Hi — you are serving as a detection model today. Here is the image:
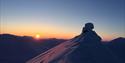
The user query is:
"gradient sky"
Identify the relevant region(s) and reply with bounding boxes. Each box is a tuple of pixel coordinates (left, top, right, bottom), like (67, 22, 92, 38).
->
(0, 0, 125, 41)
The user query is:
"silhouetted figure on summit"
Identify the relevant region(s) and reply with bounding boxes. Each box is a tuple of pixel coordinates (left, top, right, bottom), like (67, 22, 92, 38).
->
(71, 23, 101, 46)
(81, 23, 101, 42)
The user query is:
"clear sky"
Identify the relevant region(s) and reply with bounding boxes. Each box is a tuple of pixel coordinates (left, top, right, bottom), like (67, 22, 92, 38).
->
(0, 0, 125, 41)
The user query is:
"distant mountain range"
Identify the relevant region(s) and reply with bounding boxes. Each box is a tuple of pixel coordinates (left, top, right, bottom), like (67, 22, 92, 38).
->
(0, 34, 125, 63)
(0, 34, 66, 63)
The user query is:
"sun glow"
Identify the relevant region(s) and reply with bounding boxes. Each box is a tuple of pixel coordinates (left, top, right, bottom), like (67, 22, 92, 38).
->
(35, 34, 40, 39)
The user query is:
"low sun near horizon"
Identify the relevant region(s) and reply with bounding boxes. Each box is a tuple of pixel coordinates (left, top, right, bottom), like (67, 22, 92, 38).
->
(35, 34, 40, 39)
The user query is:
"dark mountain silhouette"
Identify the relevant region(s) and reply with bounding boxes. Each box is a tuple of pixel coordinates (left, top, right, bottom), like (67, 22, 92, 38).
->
(109, 37, 125, 45)
(68, 37, 125, 63)
(104, 37, 125, 63)
(65, 23, 125, 63)
(67, 23, 125, 63)
(0, 33, 125, 63)
(0, 34, 66, 63)
(26, 23, 125, 63)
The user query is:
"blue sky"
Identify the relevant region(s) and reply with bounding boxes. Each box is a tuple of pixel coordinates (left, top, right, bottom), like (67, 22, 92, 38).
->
(0, 0, 125, 40)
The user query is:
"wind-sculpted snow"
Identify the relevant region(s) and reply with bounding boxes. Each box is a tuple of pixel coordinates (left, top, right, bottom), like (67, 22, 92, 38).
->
(26, 40, 78, 63)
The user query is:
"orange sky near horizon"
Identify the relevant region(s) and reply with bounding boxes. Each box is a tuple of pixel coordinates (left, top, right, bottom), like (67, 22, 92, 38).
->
(0, 22, 79, 39)
(0, 29, 116, 41)
(1, 0, 125, 41)
(0, 21, 123, 41)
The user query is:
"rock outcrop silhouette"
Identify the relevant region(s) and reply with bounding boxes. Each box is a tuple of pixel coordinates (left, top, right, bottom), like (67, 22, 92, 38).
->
(66, 23, 121, 63)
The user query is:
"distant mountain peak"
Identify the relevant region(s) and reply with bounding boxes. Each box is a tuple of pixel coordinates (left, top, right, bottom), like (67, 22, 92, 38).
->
(111, 37, 125, 41)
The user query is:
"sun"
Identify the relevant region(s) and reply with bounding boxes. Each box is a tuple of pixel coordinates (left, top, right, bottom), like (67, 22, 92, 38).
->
(35, 34, 40, 39)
